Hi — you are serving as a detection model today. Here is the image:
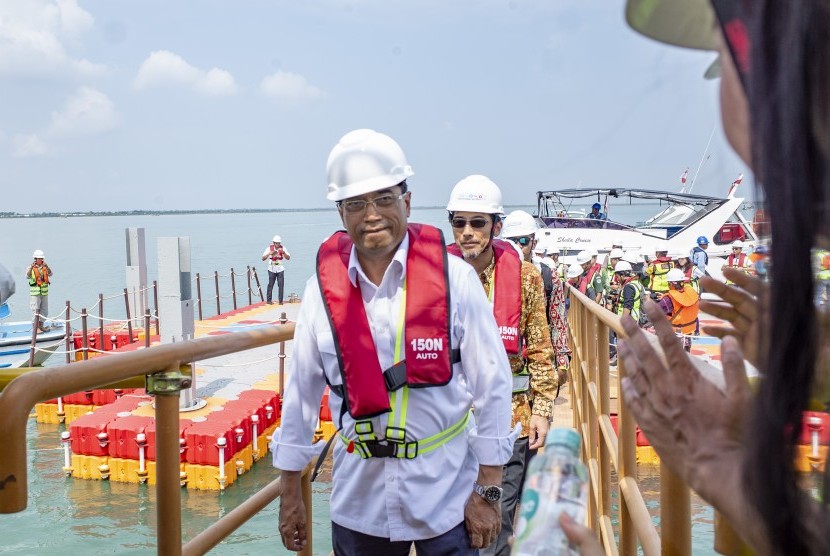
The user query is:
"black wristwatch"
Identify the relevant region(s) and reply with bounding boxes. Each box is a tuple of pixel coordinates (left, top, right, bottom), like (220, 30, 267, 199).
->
(473, 482, 503, 503)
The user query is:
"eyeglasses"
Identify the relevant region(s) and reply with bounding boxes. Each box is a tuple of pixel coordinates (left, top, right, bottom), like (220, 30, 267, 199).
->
(339, 193, 405, 214)
(450, 217, 490, 229)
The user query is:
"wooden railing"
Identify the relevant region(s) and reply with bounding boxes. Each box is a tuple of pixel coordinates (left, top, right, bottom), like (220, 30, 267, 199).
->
(567, 285, 733, 555)
(0, 322, 313, 556)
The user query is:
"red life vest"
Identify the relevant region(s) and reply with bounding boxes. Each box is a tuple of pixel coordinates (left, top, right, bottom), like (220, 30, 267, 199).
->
(317, 224, 453, 419)
(447, 238, 522, 355)
(578, 263, 601, 295)
(269, 246, 284, 261)
(727, 252, 747, 268)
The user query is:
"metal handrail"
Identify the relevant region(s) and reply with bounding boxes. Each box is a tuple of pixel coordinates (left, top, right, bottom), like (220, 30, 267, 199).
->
(0, 322, 311, 556)
(567, 285, 697, 555)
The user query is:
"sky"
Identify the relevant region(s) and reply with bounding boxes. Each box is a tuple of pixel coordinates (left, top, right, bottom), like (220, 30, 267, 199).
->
(0, 0, 751, 213)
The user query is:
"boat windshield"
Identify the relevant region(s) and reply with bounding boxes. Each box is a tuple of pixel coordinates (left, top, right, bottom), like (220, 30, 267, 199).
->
(536, 188, 730, 238)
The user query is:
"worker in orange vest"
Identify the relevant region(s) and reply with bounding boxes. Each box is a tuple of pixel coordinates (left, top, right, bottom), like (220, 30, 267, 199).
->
(657, 268, 699, 352)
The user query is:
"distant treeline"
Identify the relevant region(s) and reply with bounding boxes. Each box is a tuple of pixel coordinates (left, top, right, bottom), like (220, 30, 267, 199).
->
(0, 206, 453, 219)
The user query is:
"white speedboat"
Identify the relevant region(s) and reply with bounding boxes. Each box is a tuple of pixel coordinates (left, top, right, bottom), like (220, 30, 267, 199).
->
(534, 188, 759, 282)
(0, 304, 66, 368)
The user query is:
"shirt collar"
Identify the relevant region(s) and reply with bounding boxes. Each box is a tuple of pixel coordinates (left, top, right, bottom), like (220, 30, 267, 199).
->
(347, 232, 410, 288)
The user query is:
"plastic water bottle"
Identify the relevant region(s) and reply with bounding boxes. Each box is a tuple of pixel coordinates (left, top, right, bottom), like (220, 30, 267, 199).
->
(512, 428, 589, 556)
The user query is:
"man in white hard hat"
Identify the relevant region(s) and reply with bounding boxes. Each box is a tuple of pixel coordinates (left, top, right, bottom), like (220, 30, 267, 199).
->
(274, 131, 515, 554)
(447, 178, 556, 556)
(657, 268, 700, 351)
(601, 248, 625, 310)
(26, 249, 52, 332)
(574, 249, 603, 302)
(722, 239, 753, 284)
(613, 260, 646, 325)
(261, 234, 291, 305)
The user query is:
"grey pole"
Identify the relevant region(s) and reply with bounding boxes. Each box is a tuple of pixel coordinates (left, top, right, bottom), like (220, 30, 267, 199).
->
(125, 228, 148, 322)
(157, 236, 202, 411)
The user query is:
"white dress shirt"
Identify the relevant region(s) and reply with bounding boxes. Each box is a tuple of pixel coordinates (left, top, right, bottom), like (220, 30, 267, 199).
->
(272, 232, 516, 541)
(262, 245, 290, 273)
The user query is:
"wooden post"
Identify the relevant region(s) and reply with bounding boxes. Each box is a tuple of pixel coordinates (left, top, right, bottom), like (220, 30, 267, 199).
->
(230, 268, 238, 310)
(252, 267, 264, 302)
(214, 271, 221, 316)
(144, 310, 151, 348)
(617, 356, 638, 556)
(246, 266, 253, 305)
(28, 315, 39, 367)
(64, 301, 72, 365)
(99, 294, 105, 353)
(279, 312, 287, 395)
(661, 464, 691, 555)
(81, 309, 89, 361)
(196, 273, 203, 321)
(124, 288, 134, 342)
(153, 280, 160, 335)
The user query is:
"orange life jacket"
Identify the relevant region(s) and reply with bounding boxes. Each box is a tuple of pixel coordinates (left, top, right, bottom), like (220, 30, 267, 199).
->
(269, 246, 284, 261)
(668, 287, 700, 335)
(447, 238, 522, 355)
(30, 264, 50, 286)
(317, 224, 453, 419)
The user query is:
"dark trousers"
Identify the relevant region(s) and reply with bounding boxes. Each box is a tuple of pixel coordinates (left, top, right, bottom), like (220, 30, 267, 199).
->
(481, 437, 529, 556)
(266, 270, 284, 304)
(332, 521, 477, 556)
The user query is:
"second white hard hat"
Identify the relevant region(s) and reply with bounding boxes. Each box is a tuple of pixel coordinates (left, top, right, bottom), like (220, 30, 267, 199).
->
(614, 260, 633, 273)
(567, 264, 583, 279)
(446, 175, 505, 215)
(666, 268, 686, 282)
(502, 210, 537, 238)
(609, 248, 625, 259)
(272, 235, 282, 243)
(576, 250, 592, 265)
(33, 249, 44, 258)
(731, 240, 744, 249)
(326, 129, 414, 202)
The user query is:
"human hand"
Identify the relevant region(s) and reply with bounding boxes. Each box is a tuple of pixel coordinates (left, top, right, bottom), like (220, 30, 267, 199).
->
(699, 268, 765, 368)
(528, 414, 549, 450)
(559, 512, 604, 556)
(618, 300, 751, 513)
(464, 493, 501, 549)
(278, 475, 307, 552)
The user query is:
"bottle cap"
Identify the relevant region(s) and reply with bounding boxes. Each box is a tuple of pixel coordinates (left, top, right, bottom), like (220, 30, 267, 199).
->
(546, 427, 581, 455)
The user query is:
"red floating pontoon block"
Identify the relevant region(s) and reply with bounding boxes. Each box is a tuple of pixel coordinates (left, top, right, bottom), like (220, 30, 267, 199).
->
(209, 408, 253, 451)
(223, 398, 272, 436)
(70, 410, 122, 456)
(145, 420, 192, 462)
(63, 390, 96, 405)
(799, 411, 830, 446)
(107, 415, 155, 459)
(237, 389, 280, 427)
(184, 420, 239, 466)
(91, 389, 118, 406)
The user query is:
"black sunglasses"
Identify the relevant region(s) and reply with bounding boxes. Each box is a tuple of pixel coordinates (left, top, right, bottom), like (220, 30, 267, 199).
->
(513, 236, 533, 246)
(451, 217, 490, 229)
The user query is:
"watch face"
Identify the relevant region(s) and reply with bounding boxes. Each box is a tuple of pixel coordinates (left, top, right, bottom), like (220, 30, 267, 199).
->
(484, 486, 502, 502)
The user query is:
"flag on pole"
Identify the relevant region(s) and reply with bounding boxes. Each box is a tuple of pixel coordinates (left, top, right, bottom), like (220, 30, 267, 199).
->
(679, 168, 689, 193)
(727, 173, 744, 198)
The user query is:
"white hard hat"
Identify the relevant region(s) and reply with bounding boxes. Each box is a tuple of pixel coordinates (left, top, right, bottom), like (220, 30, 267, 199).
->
(614, 260, 633, 273)
(622, 250, 643, 264)
(588, 249, 598, 258)
(533, 243, 546, 255)
(668, 249, 688, 260)
(33, 249, 44, 258)
(731, 240, 744, 249)
(502, 210, 537, 238)
(666, 268, 686, 282)
(576, 250, 592, 265)
(547, 245, 560, 255)
(272, 235, 282, 243)
(567, 264, 583, 279)
(609, 248, 624, 259)
(446, 175, 505, 215)
(326, 129, 414, 202)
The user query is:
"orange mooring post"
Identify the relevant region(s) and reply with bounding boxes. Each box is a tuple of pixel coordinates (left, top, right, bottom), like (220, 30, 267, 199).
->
(195, 273, 203, 321)
(230, 268, 238, 311)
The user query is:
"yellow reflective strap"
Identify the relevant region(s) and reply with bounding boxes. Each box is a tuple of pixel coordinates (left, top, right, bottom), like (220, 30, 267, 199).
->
(416, 411, 470, 455)
(387, 276, 409, 438)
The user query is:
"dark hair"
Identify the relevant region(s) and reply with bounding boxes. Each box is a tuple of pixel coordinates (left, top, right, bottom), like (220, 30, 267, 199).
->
(744, 1, 830, 553)
(397, 181, 408, 195)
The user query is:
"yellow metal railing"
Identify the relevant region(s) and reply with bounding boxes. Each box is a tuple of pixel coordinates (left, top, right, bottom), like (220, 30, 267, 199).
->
(567, 285, 699, 556)
(0, 322, 315, 556)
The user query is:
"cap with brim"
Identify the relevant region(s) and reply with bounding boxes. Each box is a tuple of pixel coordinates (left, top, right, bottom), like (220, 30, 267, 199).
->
(626, 0, 719, 52)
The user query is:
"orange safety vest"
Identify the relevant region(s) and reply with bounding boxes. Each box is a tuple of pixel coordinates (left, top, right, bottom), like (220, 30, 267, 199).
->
(668, 287, 700, 335)
(448, 238, 522, 355)
(30, 264, 50, 286)
(317, 224, 454, 419)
